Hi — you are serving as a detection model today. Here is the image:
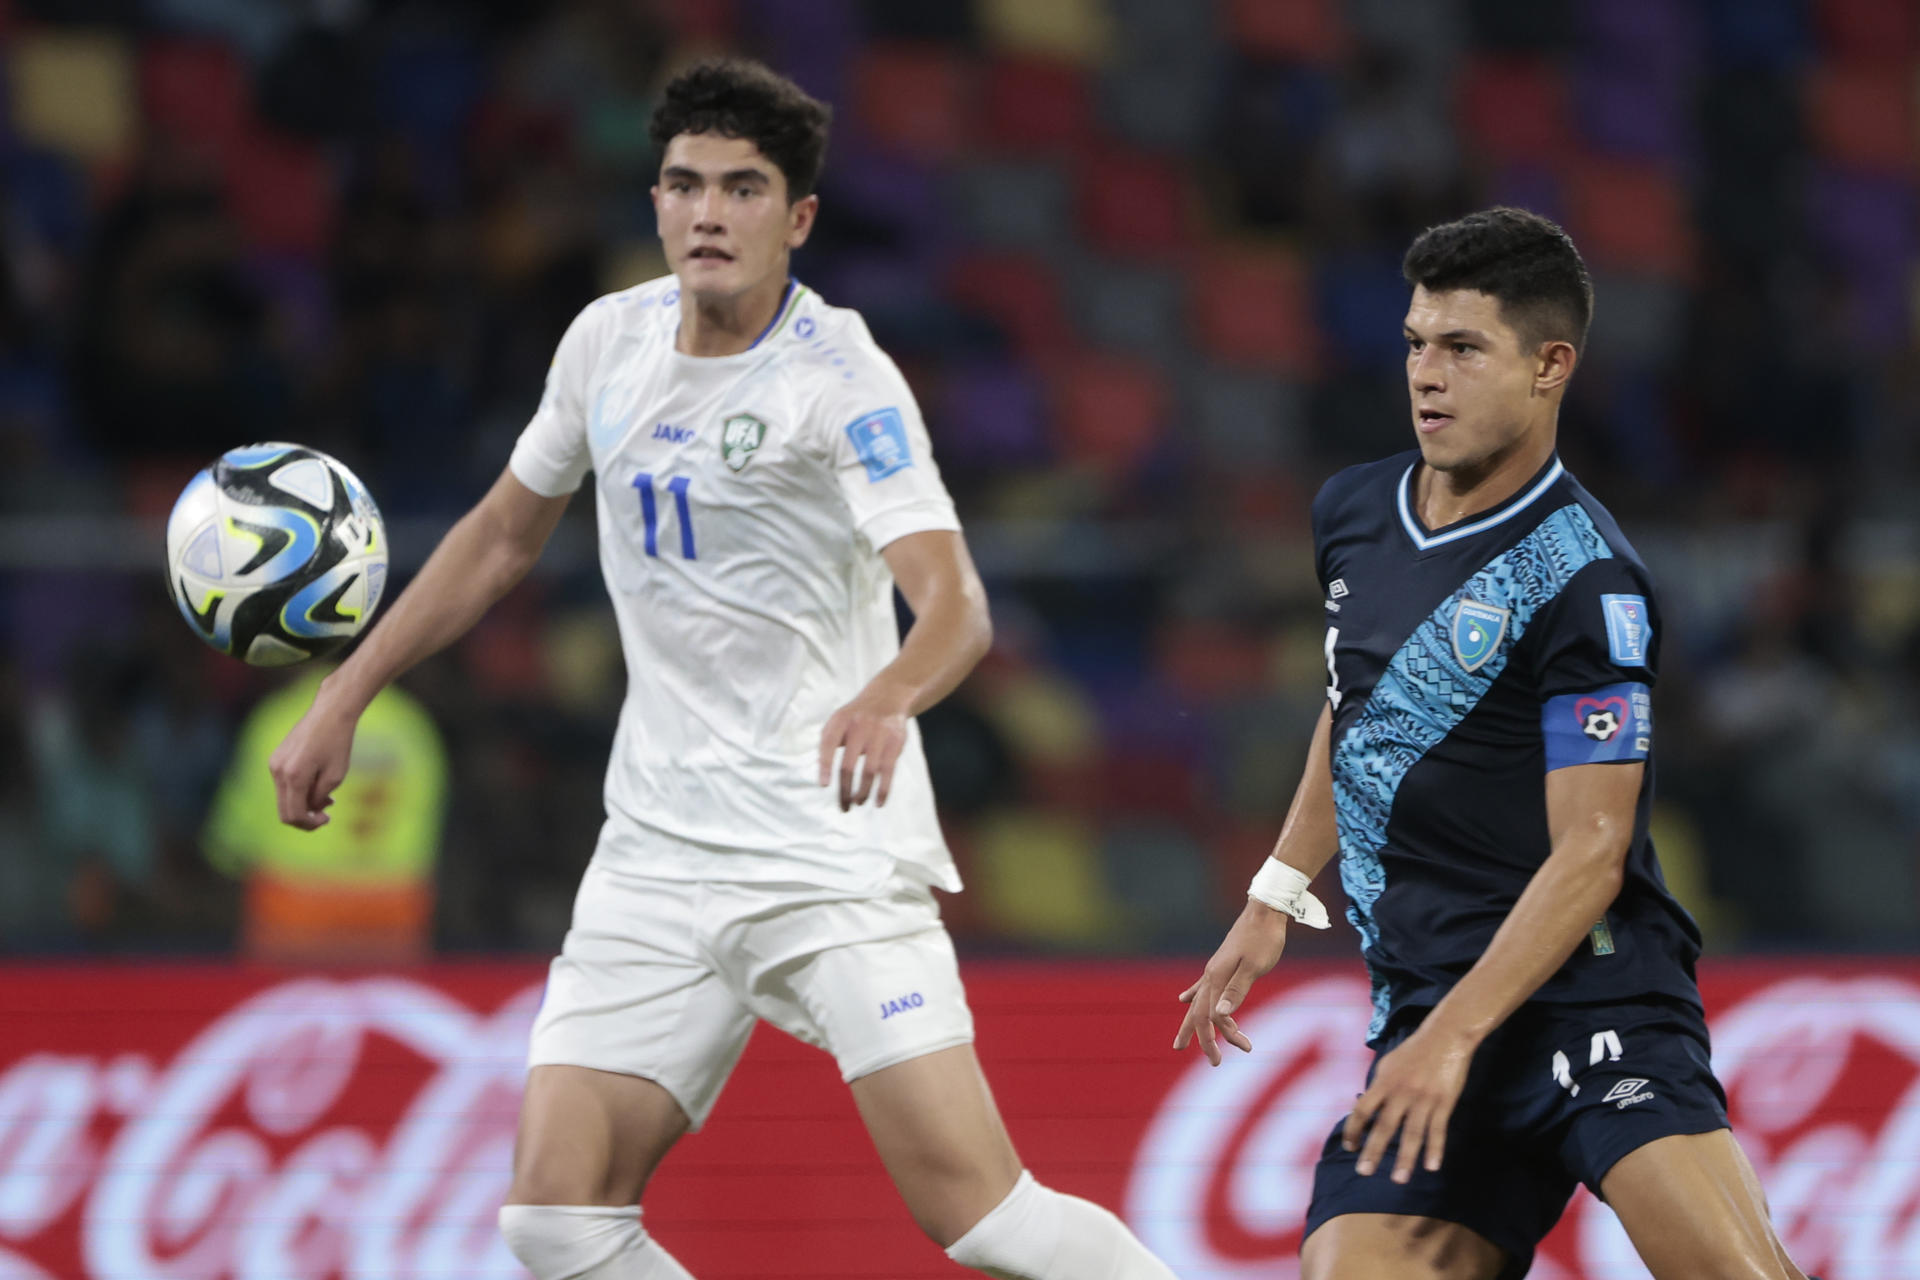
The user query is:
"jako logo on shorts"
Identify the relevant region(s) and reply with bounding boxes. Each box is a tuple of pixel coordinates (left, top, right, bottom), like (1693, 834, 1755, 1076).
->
(879, 993, 925, 1019)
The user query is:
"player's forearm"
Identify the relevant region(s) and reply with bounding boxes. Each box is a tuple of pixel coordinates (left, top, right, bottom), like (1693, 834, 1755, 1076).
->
(866, 582, 991, 718)
(1264, 703, 1341, 881)
(1422, 836, 1627, 1045)
(317, 505, 545, 715)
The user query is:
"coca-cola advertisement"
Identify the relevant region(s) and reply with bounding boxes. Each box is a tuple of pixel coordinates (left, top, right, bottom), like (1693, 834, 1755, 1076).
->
(0, 960, 1909, 1278)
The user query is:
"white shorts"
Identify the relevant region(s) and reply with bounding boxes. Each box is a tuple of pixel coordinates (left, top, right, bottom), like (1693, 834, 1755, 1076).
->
(527, 857, 976, 1128)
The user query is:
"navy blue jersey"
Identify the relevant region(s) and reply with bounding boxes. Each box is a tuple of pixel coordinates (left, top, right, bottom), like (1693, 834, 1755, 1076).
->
(1315, 450, 1702, 1044)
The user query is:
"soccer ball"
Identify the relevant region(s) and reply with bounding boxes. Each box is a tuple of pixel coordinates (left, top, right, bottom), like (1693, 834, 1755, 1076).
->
(165, 442, 388, 666)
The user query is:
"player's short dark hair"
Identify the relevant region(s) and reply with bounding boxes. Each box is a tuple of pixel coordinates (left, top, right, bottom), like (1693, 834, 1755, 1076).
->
(650, 59, 832, 200)
(1402, 207, 1594, 352)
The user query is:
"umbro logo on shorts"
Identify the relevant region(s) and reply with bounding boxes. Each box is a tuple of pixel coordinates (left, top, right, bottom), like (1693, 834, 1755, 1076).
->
(1602, 1077, 1654, 1108)
(879, 992, 926, 1019)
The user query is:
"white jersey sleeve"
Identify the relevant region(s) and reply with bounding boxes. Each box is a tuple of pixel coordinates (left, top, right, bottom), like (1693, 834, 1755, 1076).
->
(824, 346, 961, 551)
(509, 299, 610, 497)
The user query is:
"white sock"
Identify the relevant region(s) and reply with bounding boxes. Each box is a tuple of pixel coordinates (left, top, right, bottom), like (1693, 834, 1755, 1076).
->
(498, 1204, 696, 1280)
(944, 1171, 1177, 1280)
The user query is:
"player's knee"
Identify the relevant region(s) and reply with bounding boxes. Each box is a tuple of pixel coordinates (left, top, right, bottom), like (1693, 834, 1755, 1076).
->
(499, 1203, 639, 1280)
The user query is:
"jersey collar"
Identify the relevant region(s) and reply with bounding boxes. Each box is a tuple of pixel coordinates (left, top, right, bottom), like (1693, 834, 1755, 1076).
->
(748, 279, 801, 349)
(1396, 453, 1565, 551)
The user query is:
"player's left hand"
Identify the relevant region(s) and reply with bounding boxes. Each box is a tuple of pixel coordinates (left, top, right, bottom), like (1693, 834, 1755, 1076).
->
(818, 685, 911, 811)
(1341, 1017, 1478, 1184)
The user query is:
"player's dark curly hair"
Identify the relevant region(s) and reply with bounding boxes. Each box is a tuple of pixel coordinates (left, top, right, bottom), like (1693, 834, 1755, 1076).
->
(650, 59, 832, 200)
(1402, 207, 1594, 352)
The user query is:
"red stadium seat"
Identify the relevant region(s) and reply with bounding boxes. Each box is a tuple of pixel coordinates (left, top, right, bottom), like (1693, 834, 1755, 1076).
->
(1158, 619, 1272, 704)
(1074, 146, 1191, 258)
(944, 251, 1077, 360)
(226, 127, 334, 254)
(1186, 245, 1320, 376)
(852, 43, 972, 158)
(141, 40, 250, 165)
(1458, 56, 1572, 164)
(1809, 67, 1916, 173)
(1566, 159, 1693, 277)
(1049, 351, 1169, 478)
(980, 56, 1094, 153)
(1223, 0, 1345, 62)
(1817, 0, 1919, 68)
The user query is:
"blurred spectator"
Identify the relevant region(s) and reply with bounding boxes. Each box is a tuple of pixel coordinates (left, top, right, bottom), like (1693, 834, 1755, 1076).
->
(202, 670, 448, 963)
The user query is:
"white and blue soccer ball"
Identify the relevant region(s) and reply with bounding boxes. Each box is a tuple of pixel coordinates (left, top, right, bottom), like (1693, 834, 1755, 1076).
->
(165, 442, 388, 666)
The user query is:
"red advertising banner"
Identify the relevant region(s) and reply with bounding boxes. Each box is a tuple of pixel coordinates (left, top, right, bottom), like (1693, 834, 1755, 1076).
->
(0, 959, 1910, 1279)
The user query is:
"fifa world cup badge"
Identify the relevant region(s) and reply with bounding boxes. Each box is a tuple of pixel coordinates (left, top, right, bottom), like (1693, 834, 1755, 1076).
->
(721, 413, 768, 471)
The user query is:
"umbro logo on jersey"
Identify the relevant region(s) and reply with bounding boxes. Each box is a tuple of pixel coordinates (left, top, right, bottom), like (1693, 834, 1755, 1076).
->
(1326, 579, 1348, 612)
(1602, 1077, 1654, 1108)
(722, 413, 768, 471)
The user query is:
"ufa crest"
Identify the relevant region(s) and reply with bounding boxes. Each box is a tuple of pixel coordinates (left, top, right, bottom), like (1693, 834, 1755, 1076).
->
(721, 413, 767, 471)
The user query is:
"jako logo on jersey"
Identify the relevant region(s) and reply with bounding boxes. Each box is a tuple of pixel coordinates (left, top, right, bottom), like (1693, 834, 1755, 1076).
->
(653, 422, 695, 444)
(1450, 598, 1510, 673)
(879, 992, 925, 1019)
(1602, 1077, 1654, 1108)
(721, 414, 767, 471)
(1602, 593, 1650, 666)
(1577, 695, 1629, 742)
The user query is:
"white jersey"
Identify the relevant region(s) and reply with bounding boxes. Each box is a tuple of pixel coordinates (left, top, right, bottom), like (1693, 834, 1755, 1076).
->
(509, 276, 962, 892)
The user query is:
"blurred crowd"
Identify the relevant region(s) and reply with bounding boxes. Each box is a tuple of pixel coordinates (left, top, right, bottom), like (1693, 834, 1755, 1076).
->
(3, 0, 1919, 960)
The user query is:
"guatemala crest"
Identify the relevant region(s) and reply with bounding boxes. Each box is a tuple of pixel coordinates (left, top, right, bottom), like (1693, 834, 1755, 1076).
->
(721, 413, 767, 471)
(1451, 598, 1510, 673)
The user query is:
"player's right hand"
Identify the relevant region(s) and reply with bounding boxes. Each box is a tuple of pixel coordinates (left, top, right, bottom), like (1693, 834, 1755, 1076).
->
(1174, 900, 1291, 1066)
(268, 699, 357, 830)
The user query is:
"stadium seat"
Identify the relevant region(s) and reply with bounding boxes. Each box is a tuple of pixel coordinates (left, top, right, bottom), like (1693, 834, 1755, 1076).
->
(852, 43, 971, 158)
(947, 157, 1074, 252)
(1486, 161, 1567, 225)
(140, 39, 248, 163)
(1097, 43, 1215, 152)
(971, 808, 1125, 947)
(1064, 255, 1185, 356)
(1566, 159, 1693, 276)
(1809, 67, 1915, 174)
(1223, 0, 1344, 61)
(944, 250, 1076, 360)
(1073, 146, 1191, 258)
(1186, 245, 1320, 375)
(977, 0, 1113, 64)
(979, 56, 1094, 153)
(935, 358, 1050, 468)
(1317, 249, 1420, 370)
(1457, 56, 1571, 164)
(1571, 63, 1688, 161)
(1182, 365, 1306, 472)
(1157, 619, 1272, 704)
(1048, 351, 1169, 478)
(1101, 820, 1218, 944)
(1699, 0, 1810, 70)
(225, 127, 333, 255)
(8, 28, 135, 163)
(1817, 0, 1918, 67)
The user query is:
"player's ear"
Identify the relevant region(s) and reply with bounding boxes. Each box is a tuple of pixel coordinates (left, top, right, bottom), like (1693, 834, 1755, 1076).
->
(1534, 339, 1577, 395)
(787, 193, 819, 250)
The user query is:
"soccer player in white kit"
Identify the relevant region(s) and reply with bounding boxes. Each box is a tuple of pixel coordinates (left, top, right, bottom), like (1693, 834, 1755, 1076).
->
(267, 60, 1177, 1280)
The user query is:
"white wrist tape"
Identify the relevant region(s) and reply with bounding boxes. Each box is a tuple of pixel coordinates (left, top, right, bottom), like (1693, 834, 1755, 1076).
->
(1248, 859, 1332, 929)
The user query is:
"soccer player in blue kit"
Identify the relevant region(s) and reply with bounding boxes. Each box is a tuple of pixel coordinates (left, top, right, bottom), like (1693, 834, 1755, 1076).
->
(1175, 209, 1811, 1280)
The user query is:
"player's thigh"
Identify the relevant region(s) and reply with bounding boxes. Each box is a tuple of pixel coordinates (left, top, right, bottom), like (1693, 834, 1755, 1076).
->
(1600, 1130, 1805, 1280)
(1301, 1214, 1508, 1280)
(510, 1064, 690, 1206)
(847, 1042, 1022, 1245)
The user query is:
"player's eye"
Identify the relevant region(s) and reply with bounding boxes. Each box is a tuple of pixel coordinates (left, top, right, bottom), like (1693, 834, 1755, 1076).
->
(1406, 337, 1423, 352)
(1452, 343, 1475, 356)
(668, 180, 692, 193)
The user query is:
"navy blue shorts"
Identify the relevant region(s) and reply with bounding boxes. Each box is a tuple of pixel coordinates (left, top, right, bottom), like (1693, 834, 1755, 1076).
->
(1304, 996, 1729, 1278)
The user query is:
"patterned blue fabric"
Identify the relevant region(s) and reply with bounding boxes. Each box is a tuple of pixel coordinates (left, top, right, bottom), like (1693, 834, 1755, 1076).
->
(1333, 503, 1613, 1037)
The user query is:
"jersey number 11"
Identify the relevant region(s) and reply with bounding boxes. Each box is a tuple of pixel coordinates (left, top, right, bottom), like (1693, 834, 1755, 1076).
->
(632, 473, 697, 559)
